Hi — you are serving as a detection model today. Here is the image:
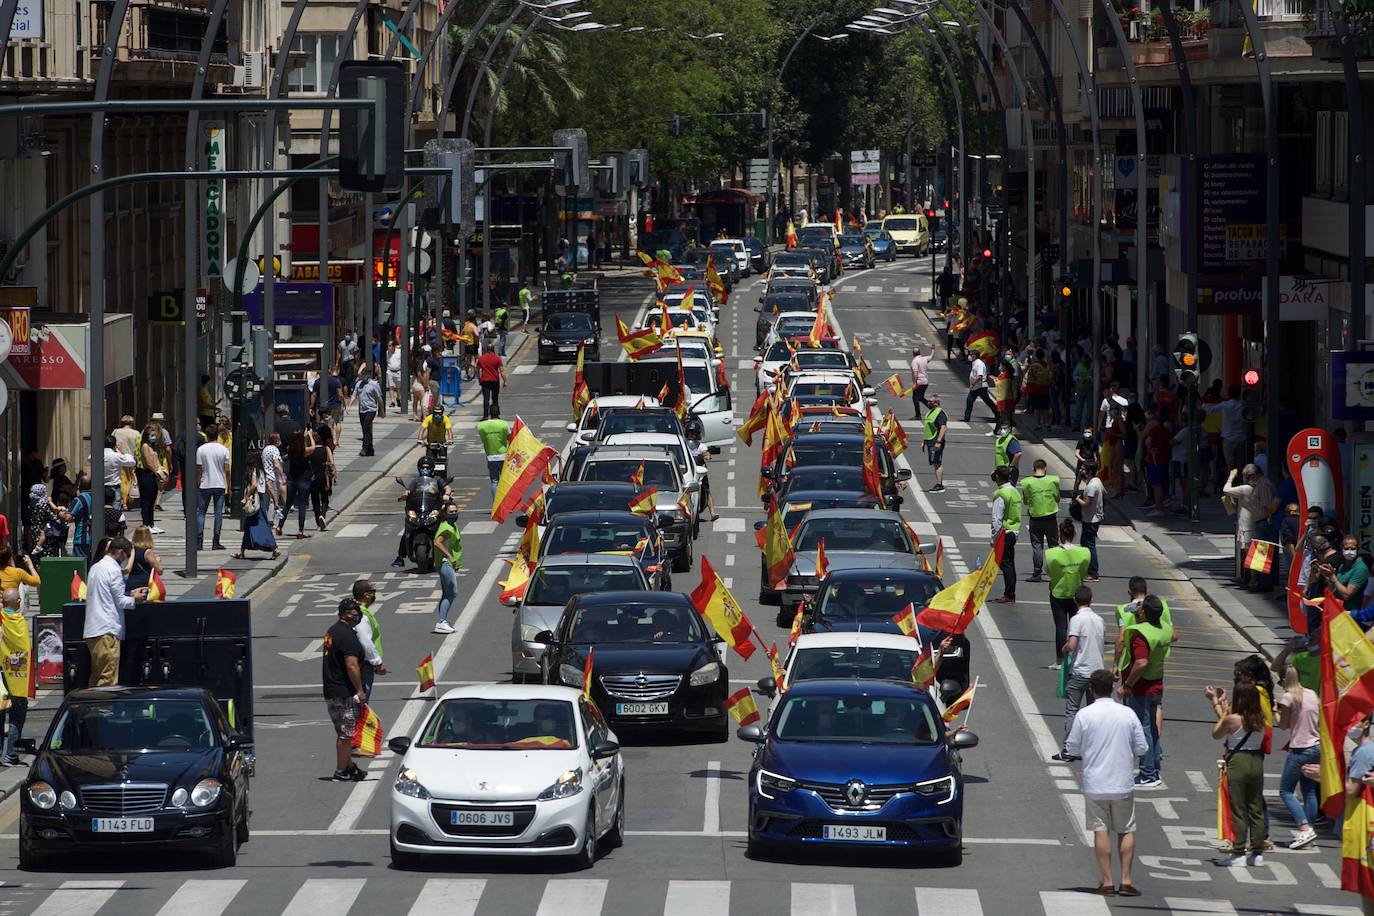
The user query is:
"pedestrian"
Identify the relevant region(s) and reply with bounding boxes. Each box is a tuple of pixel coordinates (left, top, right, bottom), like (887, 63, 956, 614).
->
(337, 328, 359, 395)
(1205, 681, 1269, 866)
(1058, 585, 1105, 760)
(1022, 459, 1061, 583)
(424, 345, 444, 411)
(102, 434, 134, 508)
(32, 488, 71, 558)
(386, 339, 403, 411)
(195, 422, 230, 551)
(83, 536, 146, 687)
(316, 364, 346, 446)
(124, 525, 164, 592)
(279, 426, 316, 540)
(350, 580, 387, 700)
(310, 424, 336, 532)
(0, 586, 29, 765)
(1118, 595, 1171, 788)
(1022, 349, 1053, 431)
(262, 432, 286, 530)
(476, 344, 508, 421)
(1142, 409, 1171, 516)
(410, 351, 428, 420)
(0, 546, 39, 597)
(1075, 461, 1105, 580)
(518, 279, 536, 328)
(354, 366, 382, 457)
(48, 458, 76, 503)
(923, 394, 948, 493)
(233, 457, 279, 560)
(1072, 350, 1095, 430)
(1222, 464, 1276, 585)
(135, 423, 165, 534)
(685, 423, 719, 521)
(1064, 668, 1148, 897)
(1202, 384, 1247, 475)
(1073, 424, 1100, 494)
(479, 312, 498, 355)
(1275, 662, 1320, 849)
(993, 421, 1022, 482)
(494, 301, 510, 357)
(1044, 519, 1091, 669)
(322, 598, 367, 782)
(477, 407, 511, 499)
(909, 346, 932, 421)
(990, 466, 1021, 605)
(433, 504, 462, 635)
(962, 350, 998, 422)
(68, 477, 95, 559)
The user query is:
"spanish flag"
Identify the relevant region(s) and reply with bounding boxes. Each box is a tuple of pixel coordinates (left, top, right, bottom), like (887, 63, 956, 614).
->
(655, 259, 683, 286)
(762, 496, 796, 591)
(767, 642, 786, 685)
(788, 605, 804, 646)
(910, 644, 936, 687)
(933, 541, 946, 579)
(678, 285, 697, 313)
(785, 220, 797, 249)
(616, 313, 663, 360)
(628, 487, 657, 518)
(851, 337, 870, 383)
(148, 570, 167, 602)
(966, 330, 999, 359)
(891, 603, 917, 637)
(706, 260, 729, 305)
(815, 537, 830, 581)
(1243, 540, 1277, 575)
(725, 687, 761, 726)
(994, 367, 1018, 415)
(1217, 760, 1236, 843)
(861, 419, 883, 500)
(352, 704, 384, 756)
(691, 555, 757, 660)
(882, 374, 914, 398)
(630, 461, 645, 488)
(571, 344, 591, 422)
(1342, 785, 1374, 897)
(807, 302, 828, 349)
(215, 568, 237, 599)
(715, 357, 729, 390)
(942, 680, 978, 722)
(491, 417, 557, 524)
(416, 653, 436, 693)
(881, 411, 909, 455)
(499, 554, 533, 603)
(1319, 590, 1374, 816)
(581, 646, 594, 701)
(916, 531, 1006, 634)
(70, 571, 86, 601)
(458, 320, 479, 347)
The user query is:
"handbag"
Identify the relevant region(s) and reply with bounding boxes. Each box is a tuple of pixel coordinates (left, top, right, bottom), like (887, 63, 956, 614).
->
(242, 489, 260, 516)
(1069, 500, 1083, 522)
(1056, 653, 1072, 698)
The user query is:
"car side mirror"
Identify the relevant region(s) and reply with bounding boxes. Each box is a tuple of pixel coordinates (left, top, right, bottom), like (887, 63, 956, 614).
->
(515, 515, 529, 528)
(753, 355, 763, 363)
(752, 520, 766, 531)
(576, 432, 593, 443)
(566, 422, 578, 432)
(501, 594, 519, 607)
(897, 468, 913, 481)
(533, 630, 556, 646)
(760, 468, 775, 480)
(861, 387, 876, 397)
(683, 480, 700, 494)
(592, 739, 621, 759)
(227, 734, 254, 751)
(14, 738, 37, 754)
(917, 542, 934, 555)
(388, 736, 413, 755)
(950, 730, 980, 750)
(737, 724, 765, 743)
(757, 676, 777, 699)
(866, 397, 878, 406)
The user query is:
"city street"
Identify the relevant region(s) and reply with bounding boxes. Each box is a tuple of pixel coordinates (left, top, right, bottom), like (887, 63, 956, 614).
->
(0, 262, 1356, 916)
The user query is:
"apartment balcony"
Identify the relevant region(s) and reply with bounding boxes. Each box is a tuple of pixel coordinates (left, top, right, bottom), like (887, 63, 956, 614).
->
(90, 0, 232, 85)
(0, 0, 91, 89)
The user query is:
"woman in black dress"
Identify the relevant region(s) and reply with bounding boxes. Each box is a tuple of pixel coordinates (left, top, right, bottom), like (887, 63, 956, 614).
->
(309, 424, 336, 531)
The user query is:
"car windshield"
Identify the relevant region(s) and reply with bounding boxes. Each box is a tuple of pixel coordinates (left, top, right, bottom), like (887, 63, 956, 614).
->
(789, 443, 863, 468)
(547, 522, 651, 556)
(582, 459, 679, 489)
(418, 698, 578, 750)
(766, 297, 813, 315)
(886, 218, 917, 231)
(791, 380, 857, 401)
(710, 244, 734, 258)
(774, 254, 810, 266)
(544, 313, 593, 332)
(818, 578, 941, 620)
(570, 602, 704, 644)
(48, 698, 216, 752)
(786, 468, 865, 491)
(839, 234, 865, 245)
(794, 352, 849, 370)
(862, 228, 882, 239)
(797, 229, 831, 244)
(680, 249, 711, 266)
(525, 565, 646, 606)
(765, 342, 798, 361)
(791, 647, 921, 683)
(796, 518, 912, 553)
(773, 695, 940, 745)
(662, 342, 711, 361)
(546, 488, 631, 517)
(598, 413, 680, 438)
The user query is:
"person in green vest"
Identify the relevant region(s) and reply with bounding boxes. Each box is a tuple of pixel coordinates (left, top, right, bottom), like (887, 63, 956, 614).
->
(990, 466, 1022, 604)
(518, 280, 536, 329)
(993, 422, 1022, 483)
(1045, 518, 1092, 670)
(433, 503, 463, 635)
(494, 303, 510, 357)
(1021, 458, 1061, 583)
(1118, 595, 1171, 787)
(477, 405, 512, 500)
(1113, 576, 1177, 663)
(350, 579, 387, 699)
(922, 393, 948, 493)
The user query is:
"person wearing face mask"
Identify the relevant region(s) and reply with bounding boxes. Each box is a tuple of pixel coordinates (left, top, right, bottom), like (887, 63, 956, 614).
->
(1321, 534, 1369, 605)
(1074, 425, 1101, 494)
(1222, 464, 1276, 586)
(993, 423, 1022, 483)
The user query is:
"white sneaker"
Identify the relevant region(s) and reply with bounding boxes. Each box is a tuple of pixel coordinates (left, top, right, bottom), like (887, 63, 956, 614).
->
(149, 526, 165, 535)
(1213, 852, 1247, 867)
(433, 620, 455, 634)
(1246, 852, 1264, 867)
(1289, 827, 1318, 849)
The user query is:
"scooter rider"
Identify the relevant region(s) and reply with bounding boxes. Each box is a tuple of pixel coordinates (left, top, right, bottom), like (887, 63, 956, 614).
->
(391, 456, 453, 569)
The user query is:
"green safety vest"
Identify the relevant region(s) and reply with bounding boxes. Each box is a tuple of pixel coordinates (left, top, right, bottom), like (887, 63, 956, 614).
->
(518, 288, 533, 309)
(922, 407, 945, 443)
(1115, 597, 1172, 631)
(360, 603, 383, 658)
(1021, 474, 1060, 519)
(1117, 618, 1171, 678)
(994, 434, 1017, 468)
(1045, 545, 1091, 599)
(477, 419, 510, 457)
(995, 484, 1022, 533)
(435, 520, 462, 569)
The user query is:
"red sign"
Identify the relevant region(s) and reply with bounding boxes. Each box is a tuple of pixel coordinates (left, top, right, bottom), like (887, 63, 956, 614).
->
(0, 307, 30, 357)
(7, 327, 85, 390)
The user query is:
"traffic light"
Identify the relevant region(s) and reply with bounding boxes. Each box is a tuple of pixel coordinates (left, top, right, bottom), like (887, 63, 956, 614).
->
(669, 114, 683, 137)
(981, 247, 993, 259)
(1172, 332, 1200, 386)
(1242, 368, 1263, 422)
(339, 61, 405, 192)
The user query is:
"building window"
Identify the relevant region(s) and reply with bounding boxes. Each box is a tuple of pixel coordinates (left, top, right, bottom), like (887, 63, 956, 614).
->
(1334, 111, 1349, 200)
(288, 34, 346, 93)
(1314, 110, 1332, 198)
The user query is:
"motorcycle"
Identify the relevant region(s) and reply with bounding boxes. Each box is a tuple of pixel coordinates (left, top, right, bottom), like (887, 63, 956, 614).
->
(397, 471, 445, 574)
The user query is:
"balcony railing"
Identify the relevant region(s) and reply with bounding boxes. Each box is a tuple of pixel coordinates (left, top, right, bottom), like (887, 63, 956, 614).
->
(91, 0, 228, 65)
(0, 0, 90, 85)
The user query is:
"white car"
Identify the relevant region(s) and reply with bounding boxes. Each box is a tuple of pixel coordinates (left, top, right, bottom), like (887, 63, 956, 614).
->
(389, 684, 625, 868)
(637, 355, 735, 449)
(563, 395, 661, 465)
(757, 631, 937, 720)
(657, 337, 716, 365)
(717, 238, 752, 276)
(785, 370, 876, 415)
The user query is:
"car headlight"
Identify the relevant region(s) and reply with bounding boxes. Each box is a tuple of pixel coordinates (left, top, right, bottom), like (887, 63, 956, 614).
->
(537, 767, 583, 800)
(406, 510, 418, 520)
(426, 509, 439, 519)
(171, 787, 189, 807)
(559, 663, 584, 687)
(583, 336, 597, 345)
(520, 623, 545, 642)
(689, 661, 721, 686)
(757, 769, 796, 800)
(541, 337, 555, 345)
(394, 768, 431, 800)
(59, 790, 76, 811)
(191, 778, 222, 808)
(27, 782, 56, 809)
(913, 774, 956, 805)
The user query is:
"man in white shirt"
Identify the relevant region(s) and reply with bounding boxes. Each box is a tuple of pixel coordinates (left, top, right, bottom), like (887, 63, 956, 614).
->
(1075, 463, 1106, 580)
(962, 353, 998, 423)
(102, 434, 134, 505)
(1097, 380, 1129, 433)
(196, 422, 231, 550)
(1201, 384, 1247, 473)
(909, 346, 933, 421)
(83, 536, 148, 686)
(1065, 668, 1149, 896)
(1059, 586, 1106, 758)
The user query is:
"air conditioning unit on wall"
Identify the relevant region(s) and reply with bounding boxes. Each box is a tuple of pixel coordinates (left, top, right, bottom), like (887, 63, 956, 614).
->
(234, 51, 265, 89)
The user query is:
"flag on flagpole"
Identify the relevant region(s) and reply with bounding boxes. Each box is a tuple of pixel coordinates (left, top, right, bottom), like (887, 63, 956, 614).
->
(942, 681, 979, 722)
(1319, 590, 1374, 816)
(737, 391, 769, 445)
(691, 556, 758, 660)
(416, 654, 436, 694)
(762, 496, 796, 591)
(215, 568, 237, 599)
(70, 571, 87, 601)
(916, 531, 1006, 634)
(498, 554, 533, 604)
(630, 461, 645, 488)
(851, 337, 871, 383)
(1243, 540, 1277, 575)
(1216, 760, 1236, 843)
(148, 570, 167, 601)
(815, 538, 830, 581)
(581, 647, 595, 700)
(616, 313, 663, 360)
(628, 488, 657, 517)
(788, 605, 804, 646)
(892, 603, 917, 637)
(571, 344, 591, 422)
(934, 541, 946, 579)
(966, 330, 999, 359)
(1342, 786, 1374, 896)
(491, 417, 557, 523)
(861, 419, 883, 499)
(725, 687, 761, 726)
(882, 374, 914, 398)
(767, 642, 786, 685)
(910, 644, 936, 687)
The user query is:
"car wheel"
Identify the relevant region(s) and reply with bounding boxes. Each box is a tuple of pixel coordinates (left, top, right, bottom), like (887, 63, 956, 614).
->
(936, 838, 964, 867)
(235, 804, 250, 846)
(572, 803, 599, 870)
(712, 715, 730, 743)
(603, 782, 626, 849)
(390, 836, 425, 871)
(18, 829, 45, 872)
(672, 540, 692, 573)
(745, 835, 773, 860)
(211, 816, 238, 868)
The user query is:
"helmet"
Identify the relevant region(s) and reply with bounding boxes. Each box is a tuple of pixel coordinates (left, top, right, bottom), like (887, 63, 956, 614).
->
(417, 456, 435, 476)
(431, 402, 444, 417)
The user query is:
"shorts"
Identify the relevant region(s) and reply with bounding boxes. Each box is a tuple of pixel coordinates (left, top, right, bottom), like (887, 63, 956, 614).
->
(411, 380, 425, 398)
(926, 442, 944, 467)
(1085, 795, 1136, 834)
(326, 695, 360, 741)
(1145, 463, 1168, 487)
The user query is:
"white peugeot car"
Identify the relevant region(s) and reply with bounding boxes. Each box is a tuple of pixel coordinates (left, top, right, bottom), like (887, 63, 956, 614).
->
(389, 685, 626, 868)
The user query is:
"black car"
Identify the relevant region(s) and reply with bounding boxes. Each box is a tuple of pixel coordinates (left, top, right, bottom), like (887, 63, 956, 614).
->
(838, 233, 875, 270)
(539, 591, 730, 740)
(532, 481, 645, 521)
(18, 686, 253, 870)
(743, 236, 772, 273)
(762, 433, 909, 509)
(797, 246, 833, 284)
(537, 311, 599, 365)
(708, 243, 743, 283)
(541, 510, 673, 590)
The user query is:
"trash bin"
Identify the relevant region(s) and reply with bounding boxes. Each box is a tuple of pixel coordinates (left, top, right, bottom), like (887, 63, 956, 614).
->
(40, 557, 88, 616)
(441, 355, 461, 402)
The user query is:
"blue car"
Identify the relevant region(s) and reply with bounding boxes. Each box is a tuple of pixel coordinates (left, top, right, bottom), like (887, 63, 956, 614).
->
(739, 678, 977, 863)
(863, 228, 899, 262)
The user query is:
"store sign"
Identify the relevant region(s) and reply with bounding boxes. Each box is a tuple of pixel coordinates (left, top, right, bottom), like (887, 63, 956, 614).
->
(242, 283, 334, 327)
(3, 318, 135, 391)
(202, 122, 227, 286)
(6, 1, 43, 40)
(0, 305, 31, 357)
(1193, 154, 1266, 274)
(1196, 275, 1331, 320)
(290, 261, 363, 283)
(1332, 350, 1374, 421)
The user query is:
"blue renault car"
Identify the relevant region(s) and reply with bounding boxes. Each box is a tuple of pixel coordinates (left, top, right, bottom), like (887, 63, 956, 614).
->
(738, 678, 976, 864)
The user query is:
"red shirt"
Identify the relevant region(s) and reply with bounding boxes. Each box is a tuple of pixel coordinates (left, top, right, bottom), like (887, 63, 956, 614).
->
(1128, 633, 1164, 696)
(1143, 423, 1171, 466)
(476, 352, 504, 383)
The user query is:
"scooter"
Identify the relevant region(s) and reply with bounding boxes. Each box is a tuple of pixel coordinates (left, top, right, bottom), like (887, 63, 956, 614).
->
(397, 460, 445, 574)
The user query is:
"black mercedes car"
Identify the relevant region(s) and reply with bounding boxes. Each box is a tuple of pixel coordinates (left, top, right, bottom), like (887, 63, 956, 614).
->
(541, 510, 673, 590)
(18, 686, 253, 870)
(537, 311, 599, 365)
(539, 591, 730, 741)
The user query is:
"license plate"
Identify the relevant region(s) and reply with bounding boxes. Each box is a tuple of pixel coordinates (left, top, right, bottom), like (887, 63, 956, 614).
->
(450, 810, 515, 827)
(558, 345, 577, 352)
(92, 817, 154, 833)
(822, 824, 886, 842)
(616, 702, 669, 716)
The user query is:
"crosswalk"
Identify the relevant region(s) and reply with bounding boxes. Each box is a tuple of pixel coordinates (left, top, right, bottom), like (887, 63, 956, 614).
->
(2, 877, 1357, 916)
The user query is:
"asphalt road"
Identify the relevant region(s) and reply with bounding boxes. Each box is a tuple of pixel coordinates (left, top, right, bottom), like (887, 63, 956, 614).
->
(0, 263, 1358, 916)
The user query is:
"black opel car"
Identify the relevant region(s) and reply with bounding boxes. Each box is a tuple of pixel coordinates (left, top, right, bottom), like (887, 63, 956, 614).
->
(539, 591, 730, 741)
(18, 686, 253, 869)
(537, 311, 599, 365)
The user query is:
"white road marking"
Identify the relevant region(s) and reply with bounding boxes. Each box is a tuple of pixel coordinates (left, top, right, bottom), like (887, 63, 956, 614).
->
(154, 880, 246, 916)
(665, 880, 730, 916)
(725, 554, 735, 566)
(1038, 891, 1111, 915)
(916, 886, 982, 916)
(1096, 526, 1134, 543)
(31, 882, 125, 916)
(727, 486, 736, 507)
(461, 520, 499, 536)
(703, 759, 721, 834)
(1295, 903, 1361, 915)
(408, 878, 487, 916)
(1306, 862, 1343, 889)
(513, 365, 537, 375)
(335, 523, 376, 538)
(281, 879, 366, 916)
(712, 517, 745, 532)
(1166, 898, 1237, 914)
(894, 286, 910, 293)
(1185, 770, 1211, 793)
(791, 883, 857, 916)
(865, 285, 882, 293)
(536, 879, 607, 916)
(887, 359, 908, 369)
(963, 522, 991, 539)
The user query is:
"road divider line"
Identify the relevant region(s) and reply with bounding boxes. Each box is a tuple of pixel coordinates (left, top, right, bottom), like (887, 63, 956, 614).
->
(703, 759, 721, 834)
(666, 880, 731, 916)
(153, 879, 246, 916)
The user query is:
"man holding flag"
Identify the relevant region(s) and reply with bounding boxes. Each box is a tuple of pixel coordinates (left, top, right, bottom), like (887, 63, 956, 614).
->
(322, 598, 368, 782)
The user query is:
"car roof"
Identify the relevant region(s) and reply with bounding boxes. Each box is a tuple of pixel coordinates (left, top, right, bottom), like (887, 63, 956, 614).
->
(793, 632, 923, 652)
(589, 395, 661, 410)
(535, 552, 642, 569)
(546, 510, 648, 526)
(781, 489, 873, 505)
(584, 446, 681, 462)
(786, 464, 864, 475)
(782, 677, 932, 702)
(578, 590, 693, 608)
(549, 481, 639, 495)
(790, 372, 859, 384)
(790, 431, 865, 445)
(437, 684, 584, 703)
(798, 507, 906, 523)
(826, 566, 941, 583)
(65, 686, 211, 702)
(605, 432, 684, 445)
